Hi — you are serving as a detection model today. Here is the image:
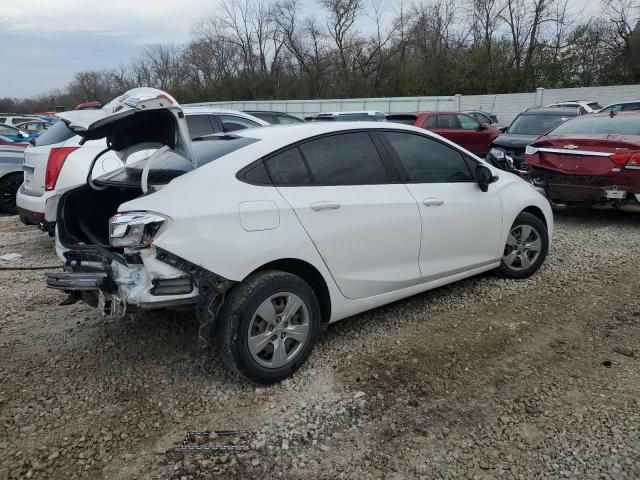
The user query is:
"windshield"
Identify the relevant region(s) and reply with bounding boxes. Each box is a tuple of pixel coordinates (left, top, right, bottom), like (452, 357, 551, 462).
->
(549, 115, 640, 136)
(508, 113, 572, 135)
(588, 102, 603, 110)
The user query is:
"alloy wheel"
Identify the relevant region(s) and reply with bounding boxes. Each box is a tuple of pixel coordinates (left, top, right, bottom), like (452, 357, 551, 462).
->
(503, 224, 542, 271)
(247, 292, 310, 369)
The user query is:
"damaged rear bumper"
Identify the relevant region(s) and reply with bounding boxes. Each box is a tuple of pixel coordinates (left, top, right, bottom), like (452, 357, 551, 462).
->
(47, 245, 233, 318)
(529, 168, 640, 210)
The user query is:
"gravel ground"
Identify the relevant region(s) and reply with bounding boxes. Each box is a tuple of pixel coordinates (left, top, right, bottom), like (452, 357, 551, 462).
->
(1, 209, 639, 479)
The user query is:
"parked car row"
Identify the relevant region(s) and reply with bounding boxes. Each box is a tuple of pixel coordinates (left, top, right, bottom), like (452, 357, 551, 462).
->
(480, 99, 640, 211)
(8, 88, 553, 385)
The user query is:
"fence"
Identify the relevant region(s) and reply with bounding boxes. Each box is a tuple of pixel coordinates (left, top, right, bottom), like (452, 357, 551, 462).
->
(186, 83, 640, 124)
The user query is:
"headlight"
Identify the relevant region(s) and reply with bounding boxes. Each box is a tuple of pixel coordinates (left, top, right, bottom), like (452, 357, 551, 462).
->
(489, 147, 505, 159)
(109, 212, 168, 248)
(525, 145, 538, 155)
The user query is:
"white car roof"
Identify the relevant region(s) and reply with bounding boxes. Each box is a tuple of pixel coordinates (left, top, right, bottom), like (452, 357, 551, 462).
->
(227, 120, 453, 153)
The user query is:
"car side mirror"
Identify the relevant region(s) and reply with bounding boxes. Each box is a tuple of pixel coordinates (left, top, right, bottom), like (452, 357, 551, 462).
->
(478, 123, 488, 131)
(475, 164, 498, 192)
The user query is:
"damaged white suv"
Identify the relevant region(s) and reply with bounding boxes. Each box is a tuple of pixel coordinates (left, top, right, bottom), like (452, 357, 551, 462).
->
(48, 88, 553, 384)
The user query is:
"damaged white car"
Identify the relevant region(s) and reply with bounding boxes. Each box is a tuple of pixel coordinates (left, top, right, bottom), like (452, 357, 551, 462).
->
(48, 89, 553, 384)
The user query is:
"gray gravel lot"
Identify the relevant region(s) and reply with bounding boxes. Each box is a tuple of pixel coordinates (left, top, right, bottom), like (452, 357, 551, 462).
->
(0, 209, 639, 479)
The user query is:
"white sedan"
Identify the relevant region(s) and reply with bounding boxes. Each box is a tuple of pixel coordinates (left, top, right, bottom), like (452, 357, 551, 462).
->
(48, 90, 553, 384)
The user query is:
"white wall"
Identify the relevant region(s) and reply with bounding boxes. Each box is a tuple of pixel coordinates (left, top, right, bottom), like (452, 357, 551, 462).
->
(186, 83, 640, 124)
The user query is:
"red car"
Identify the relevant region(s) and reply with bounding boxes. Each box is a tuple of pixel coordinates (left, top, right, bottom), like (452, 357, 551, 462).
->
(386, 111, 501, 156)
(524, 112, 640, 211)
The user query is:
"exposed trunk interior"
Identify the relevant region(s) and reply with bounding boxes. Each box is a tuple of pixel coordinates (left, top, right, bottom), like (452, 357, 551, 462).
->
(58, 185, 142, 248)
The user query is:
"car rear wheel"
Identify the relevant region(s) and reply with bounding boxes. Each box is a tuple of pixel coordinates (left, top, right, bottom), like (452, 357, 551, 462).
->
(498, 212, 548, 279)
(0, 173, 23, 215)
(216, 270, 321, 384)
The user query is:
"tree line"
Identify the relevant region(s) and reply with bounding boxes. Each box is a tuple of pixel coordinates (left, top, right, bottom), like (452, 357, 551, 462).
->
(2, 0, 639, 113)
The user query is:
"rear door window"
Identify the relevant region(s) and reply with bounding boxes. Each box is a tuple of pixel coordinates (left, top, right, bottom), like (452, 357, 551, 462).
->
(382, 131, 473, 183)
(457, 114, 480, 130)
(423, 115, 437, 128)
(186, 114, 216, 139)
(34, 121, 76, 146)
(436, 114, 461, 129)
(299, 132, 389, 185)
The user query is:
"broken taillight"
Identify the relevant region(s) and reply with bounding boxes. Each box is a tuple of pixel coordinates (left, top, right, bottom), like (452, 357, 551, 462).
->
(610, 150, 640, 166)
(45, 147, 80, 191)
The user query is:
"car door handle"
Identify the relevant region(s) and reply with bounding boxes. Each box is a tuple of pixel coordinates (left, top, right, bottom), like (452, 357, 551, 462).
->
(310, 201, 341, 211)
(422, 198, 444, 207)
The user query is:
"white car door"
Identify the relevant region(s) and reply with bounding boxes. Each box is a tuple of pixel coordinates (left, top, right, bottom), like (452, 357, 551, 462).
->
(378, 130, 503, 279)
(269, 131, 422, 300)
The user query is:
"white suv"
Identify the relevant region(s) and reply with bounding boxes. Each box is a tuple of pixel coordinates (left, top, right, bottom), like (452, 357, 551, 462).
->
(17, 100, 267, 233)
(546, 100, 603, 114)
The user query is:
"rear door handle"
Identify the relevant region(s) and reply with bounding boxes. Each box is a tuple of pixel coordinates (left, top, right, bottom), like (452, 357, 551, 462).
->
(310, 201, 341, 211)
(422, 198, 444, 207)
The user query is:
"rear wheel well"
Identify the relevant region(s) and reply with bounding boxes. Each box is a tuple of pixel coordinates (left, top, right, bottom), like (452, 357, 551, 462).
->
(522, 206, 547, 228)
(249, 259, 331, 324)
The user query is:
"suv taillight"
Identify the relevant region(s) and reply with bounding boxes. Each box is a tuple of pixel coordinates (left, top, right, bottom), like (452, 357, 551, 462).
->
(45, 147, 79, 191)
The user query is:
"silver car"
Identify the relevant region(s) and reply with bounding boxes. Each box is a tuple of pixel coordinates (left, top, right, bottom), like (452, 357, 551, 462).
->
(0, 145, 24, 214)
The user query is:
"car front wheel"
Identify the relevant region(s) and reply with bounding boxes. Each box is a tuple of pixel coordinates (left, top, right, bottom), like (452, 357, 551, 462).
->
(216, 270, 321, 384)
(498, 212, 549, 279)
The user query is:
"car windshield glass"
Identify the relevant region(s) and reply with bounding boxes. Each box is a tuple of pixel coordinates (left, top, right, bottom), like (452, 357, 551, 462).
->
(34, 121, 75, 146)
(549, 115, 640, 136)
(588, 102, 603, 110)
(508, 114, 571, 135)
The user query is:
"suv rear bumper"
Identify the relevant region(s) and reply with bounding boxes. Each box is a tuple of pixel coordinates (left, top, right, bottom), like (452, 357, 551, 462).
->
(16, 186, 57, 232)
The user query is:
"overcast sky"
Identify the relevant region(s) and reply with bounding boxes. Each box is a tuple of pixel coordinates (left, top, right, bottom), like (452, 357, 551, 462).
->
(1, 0, 603, 99)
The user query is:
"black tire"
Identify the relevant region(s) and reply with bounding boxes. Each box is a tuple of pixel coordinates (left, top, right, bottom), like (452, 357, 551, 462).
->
(0, 173, 23, 215)
(498, 212, 549, 279)
(216, 270, 321, 384)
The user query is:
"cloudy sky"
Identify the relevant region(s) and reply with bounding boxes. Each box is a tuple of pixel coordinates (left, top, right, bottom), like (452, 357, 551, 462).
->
(1, 0, 603, 99)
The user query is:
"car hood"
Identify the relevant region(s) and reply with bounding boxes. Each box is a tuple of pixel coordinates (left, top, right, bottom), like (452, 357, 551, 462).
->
(57, 87, 196, 165)
(492, 134, 538, 149)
